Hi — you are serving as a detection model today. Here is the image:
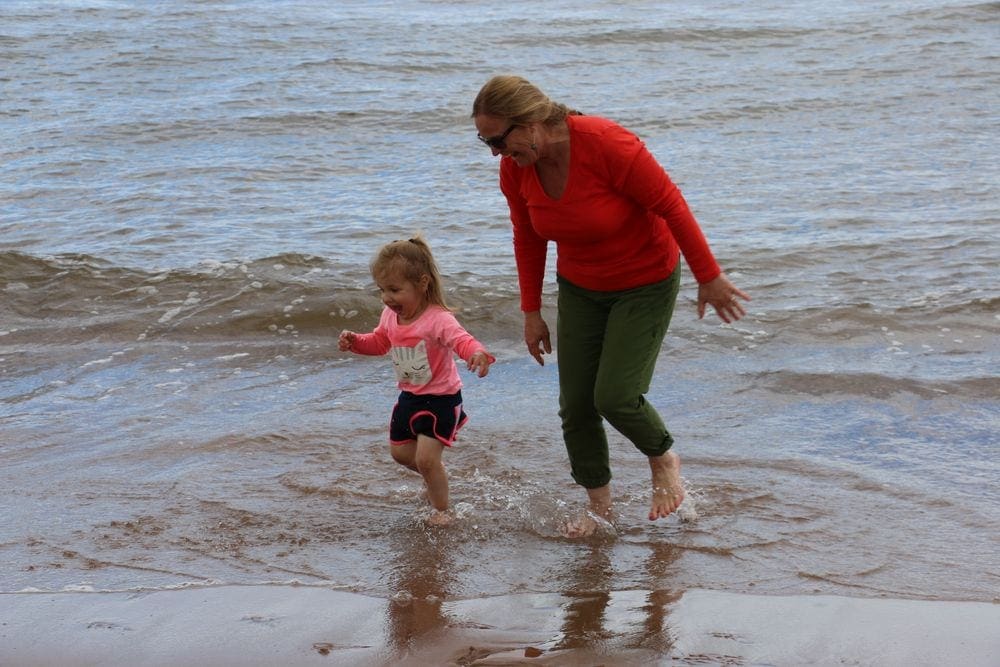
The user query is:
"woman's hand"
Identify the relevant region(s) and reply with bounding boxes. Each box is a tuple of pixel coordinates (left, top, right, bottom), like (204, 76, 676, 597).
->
(524, 310, 552, 365)
(698, 274, 751, 324)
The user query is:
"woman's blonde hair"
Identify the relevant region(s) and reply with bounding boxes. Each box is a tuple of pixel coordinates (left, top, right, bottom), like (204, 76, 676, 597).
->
(370, 235, 449, 310)
(471, 74, 580, 126)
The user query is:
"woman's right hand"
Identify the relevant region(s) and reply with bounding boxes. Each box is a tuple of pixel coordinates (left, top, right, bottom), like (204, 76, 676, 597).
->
(524, 311, 552, 365)
(697, 273, 751, 324)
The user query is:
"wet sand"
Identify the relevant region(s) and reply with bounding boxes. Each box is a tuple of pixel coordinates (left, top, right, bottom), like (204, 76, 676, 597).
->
(2, 585, 998, 666)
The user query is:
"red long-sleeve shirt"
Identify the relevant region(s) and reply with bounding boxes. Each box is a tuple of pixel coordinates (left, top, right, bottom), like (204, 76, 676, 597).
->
(499, 115, 721, 312)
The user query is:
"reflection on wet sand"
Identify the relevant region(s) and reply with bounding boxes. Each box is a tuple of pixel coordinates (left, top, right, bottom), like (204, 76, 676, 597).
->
(553, 543, 613, 650)
(378, 521, 693, 663)
(383, 527, 455, 659)
(553, 540, 684, 657)
(637, 541, 686, 653)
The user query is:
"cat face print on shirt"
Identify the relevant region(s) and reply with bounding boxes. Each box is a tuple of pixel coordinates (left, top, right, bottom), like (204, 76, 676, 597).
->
(390, 340, 432, 385)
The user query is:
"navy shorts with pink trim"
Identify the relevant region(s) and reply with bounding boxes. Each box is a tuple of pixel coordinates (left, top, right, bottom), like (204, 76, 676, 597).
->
(389, 390, 468, 446)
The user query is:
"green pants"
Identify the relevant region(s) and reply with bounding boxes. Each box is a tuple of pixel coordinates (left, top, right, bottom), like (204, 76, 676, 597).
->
(556, 267, 680, 489)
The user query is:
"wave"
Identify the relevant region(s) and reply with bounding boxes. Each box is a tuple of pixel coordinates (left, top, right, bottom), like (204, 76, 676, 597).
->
(57, 108, 452, 146)
(748, 369, 999, 400)
(3, 249, 996, 350)
(897, 1, 1000, 24)
(0, 251, 523, 345)
(518, 25, 816, 48)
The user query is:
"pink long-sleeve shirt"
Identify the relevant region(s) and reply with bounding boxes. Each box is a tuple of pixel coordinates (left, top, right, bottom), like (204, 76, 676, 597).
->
(349, 305, 493, 395)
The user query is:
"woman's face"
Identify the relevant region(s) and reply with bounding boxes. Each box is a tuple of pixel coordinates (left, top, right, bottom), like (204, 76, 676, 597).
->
(474, 115, 535, 166)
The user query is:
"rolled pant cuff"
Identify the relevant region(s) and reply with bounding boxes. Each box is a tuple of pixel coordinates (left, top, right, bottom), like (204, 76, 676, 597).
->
(635, 433, 674, 458)
(571, 472, 612, 489)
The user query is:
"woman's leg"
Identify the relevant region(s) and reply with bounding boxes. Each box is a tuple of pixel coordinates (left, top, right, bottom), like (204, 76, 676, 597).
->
(556, 277, 612, 491)
(593, 269, 685, 521)
(648, 450, 685, 520)
(593, 269, 680, 456)
(557, 270, 684, 532)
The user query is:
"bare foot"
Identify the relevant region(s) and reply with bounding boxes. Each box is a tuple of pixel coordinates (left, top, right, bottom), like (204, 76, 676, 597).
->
(426, 509, 454, 527)
(560, 511, 618, 538)
(561, 513, 599, 538)
(561, 485, 614, 538)
(648, 450, 685, 520)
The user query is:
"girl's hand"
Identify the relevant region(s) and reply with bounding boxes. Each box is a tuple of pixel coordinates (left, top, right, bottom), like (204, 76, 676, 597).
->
(697, 273, 751, 324)
(338, 330, 356, 351)
(467, 350, 494, 378)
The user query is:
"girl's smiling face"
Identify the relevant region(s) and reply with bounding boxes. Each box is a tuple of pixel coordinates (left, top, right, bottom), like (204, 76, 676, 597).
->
(376, 269, 430, 324)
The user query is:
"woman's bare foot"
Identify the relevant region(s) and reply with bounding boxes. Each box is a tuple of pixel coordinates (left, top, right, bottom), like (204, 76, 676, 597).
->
(648, 450, 685, 520)
(561, 485, 613, 538)
(561, 513, 598, 538)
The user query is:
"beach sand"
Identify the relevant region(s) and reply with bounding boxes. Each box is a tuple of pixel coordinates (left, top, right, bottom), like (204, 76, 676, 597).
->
(2, 585, 997, 666)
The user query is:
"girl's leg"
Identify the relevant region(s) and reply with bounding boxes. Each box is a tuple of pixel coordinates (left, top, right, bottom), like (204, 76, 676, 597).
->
(414, 434, 448, 513)
(390, 440, 418, 472)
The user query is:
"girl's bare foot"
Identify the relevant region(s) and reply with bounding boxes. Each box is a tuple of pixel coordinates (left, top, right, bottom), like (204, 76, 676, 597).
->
(648, 450, 685, 520)
(426, 509, 453, 527)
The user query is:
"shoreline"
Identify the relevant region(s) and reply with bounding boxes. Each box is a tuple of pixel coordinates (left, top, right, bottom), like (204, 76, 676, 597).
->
(2, 585, 998, 666)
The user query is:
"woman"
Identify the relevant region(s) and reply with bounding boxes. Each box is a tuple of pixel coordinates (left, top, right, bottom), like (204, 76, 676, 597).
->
(472, 75, 750, 536)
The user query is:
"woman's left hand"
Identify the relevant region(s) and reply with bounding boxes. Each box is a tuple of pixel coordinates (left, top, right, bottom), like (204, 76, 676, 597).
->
(698, 273, 751, 324)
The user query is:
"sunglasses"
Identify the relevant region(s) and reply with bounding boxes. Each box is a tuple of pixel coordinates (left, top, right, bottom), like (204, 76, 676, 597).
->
(477, 124, 517, 150)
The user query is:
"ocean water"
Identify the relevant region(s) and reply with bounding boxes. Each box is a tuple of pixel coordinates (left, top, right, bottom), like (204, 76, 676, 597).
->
(2, 0, 998, 656)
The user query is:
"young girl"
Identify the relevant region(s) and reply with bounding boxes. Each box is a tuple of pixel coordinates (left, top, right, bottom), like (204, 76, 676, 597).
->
(339, 236, 495, 526)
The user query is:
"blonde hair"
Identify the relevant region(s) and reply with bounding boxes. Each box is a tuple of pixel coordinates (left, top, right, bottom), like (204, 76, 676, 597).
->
(471, 74, 580, 126)
(370, 235, 449, 310)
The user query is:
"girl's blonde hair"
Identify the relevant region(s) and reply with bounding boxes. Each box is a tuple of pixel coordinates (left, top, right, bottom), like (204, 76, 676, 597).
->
(370, 235, 449, 310)
(471, 74, 581, 126)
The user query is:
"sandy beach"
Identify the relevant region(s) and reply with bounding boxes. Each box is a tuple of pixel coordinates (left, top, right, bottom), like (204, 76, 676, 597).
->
(3, 585, 998, 666)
